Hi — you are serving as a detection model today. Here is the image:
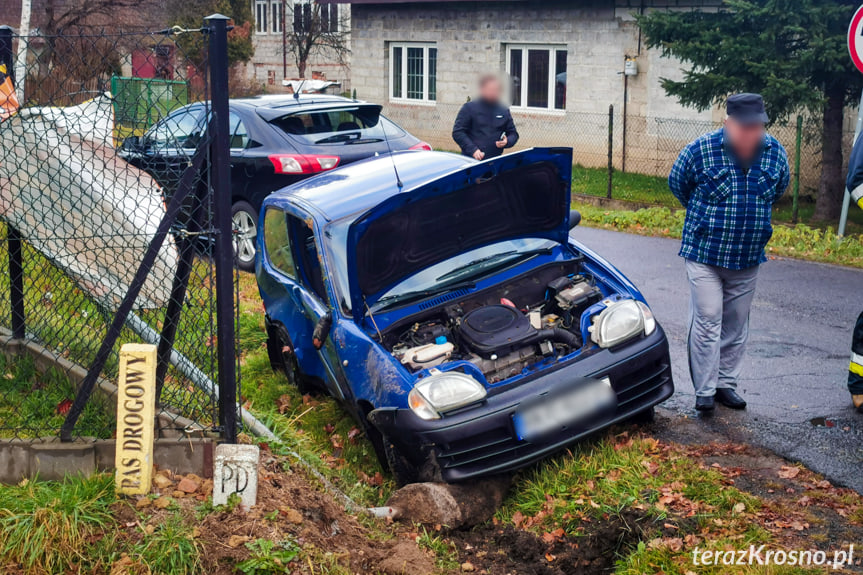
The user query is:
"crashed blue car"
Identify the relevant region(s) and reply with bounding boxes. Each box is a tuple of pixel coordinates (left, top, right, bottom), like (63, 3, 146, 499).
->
(256, 148, 673, 484)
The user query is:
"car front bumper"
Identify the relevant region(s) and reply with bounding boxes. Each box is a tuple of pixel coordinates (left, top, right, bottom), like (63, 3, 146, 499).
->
(368, 327, 674, 482)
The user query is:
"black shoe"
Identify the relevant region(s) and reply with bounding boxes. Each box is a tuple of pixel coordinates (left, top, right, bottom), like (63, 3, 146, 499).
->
(715, 388, 747, 410)
(695, 395, 715, 412)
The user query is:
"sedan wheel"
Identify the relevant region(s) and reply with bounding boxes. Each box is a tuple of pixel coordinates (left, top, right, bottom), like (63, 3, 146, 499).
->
(231, 201, 258, 272)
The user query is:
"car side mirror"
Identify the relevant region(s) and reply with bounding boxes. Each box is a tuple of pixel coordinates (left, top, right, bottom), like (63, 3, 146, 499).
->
(122, 135, 141, 151)
(312, 312, 333, 350)
(569, 209, 582, 230)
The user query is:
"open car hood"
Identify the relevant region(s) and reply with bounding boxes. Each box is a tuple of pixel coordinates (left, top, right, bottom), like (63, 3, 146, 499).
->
(347, 148, 574, 322)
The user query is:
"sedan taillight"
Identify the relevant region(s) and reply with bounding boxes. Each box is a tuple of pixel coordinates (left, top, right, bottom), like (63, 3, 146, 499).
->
(269, 154, 341, 175)
(409, 141, 433, 151)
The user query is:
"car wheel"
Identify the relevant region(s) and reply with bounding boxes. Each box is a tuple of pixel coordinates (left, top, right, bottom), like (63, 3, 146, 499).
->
(629, 406, 655, 426)
(266, 322, 317, 396)
(231, 201, 258, 273)
(383, 436, 419, 486)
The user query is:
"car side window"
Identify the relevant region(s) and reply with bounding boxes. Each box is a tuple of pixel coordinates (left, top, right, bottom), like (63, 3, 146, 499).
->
(229, 112, 250, 149)
(263, 208, 296, 278)
(146, 107, 203, 149)
(286, 215, 328, 302)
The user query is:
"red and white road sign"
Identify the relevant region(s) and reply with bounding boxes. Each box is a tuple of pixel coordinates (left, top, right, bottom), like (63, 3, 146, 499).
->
(849, 5, 863, 74)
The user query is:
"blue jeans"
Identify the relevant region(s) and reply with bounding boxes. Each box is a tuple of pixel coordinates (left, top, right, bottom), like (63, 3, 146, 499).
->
(685, 259, 759, 398)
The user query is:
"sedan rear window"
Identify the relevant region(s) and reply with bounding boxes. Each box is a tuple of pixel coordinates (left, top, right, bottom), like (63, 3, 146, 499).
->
(270, 110, 405, 145)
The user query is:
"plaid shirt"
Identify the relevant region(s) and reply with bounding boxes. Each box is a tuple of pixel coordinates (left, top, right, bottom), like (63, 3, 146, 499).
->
(669, 128, 790, 270)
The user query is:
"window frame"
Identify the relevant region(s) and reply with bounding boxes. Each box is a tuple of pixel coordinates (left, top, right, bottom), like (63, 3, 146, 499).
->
(271, 0, 283, 34)
(505, 44, 568, 113)
(389, 42, 437, 105)
(262, 207, 298, 280)
(255, 0, 269, 35)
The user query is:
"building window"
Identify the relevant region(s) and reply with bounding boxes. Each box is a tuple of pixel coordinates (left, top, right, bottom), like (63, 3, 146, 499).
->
(506, 45, 567, 111)
(255, 0, 268, 34)
(320, 4, 339, 33)
(390, 43, 437, 103)
(271, 1, 282, 34)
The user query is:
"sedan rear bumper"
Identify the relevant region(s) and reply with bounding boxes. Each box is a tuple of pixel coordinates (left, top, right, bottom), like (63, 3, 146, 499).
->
(368, 328, 674, 482)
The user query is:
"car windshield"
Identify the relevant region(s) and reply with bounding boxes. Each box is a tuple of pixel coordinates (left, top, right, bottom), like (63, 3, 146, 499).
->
(270, 110, 405, 145)
(324, 217, 556, 313)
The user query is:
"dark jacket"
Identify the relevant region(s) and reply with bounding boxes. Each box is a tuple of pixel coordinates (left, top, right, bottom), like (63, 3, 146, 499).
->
(452, 99, 519, 159)
(847, 135, 863, 210)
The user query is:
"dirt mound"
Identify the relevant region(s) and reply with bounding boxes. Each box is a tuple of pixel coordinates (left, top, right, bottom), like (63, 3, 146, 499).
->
(195, 457, 435, 575)
(450, 510, 647, 575)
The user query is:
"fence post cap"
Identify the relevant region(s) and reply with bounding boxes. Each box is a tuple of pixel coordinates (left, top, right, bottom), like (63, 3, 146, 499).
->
(204, 14, 230, 21)
(0, 25, 14, 33)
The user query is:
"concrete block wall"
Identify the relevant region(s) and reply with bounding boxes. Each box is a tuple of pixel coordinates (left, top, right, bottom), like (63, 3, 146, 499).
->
(349, 0, 723, 176)
(0, 438, 216, 483)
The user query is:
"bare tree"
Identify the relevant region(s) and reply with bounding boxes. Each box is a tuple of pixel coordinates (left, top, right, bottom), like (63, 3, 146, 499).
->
(284, 1, 349, 79)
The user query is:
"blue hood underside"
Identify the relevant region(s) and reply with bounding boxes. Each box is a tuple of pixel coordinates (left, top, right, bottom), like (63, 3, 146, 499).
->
(346, 148, 574, 322)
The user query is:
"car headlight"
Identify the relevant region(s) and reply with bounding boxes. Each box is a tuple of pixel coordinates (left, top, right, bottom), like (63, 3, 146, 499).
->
(589, 299, 655, 348)
(408, 370, 487, 420)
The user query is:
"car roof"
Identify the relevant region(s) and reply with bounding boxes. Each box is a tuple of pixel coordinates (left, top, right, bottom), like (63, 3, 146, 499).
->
(230, 93, 361, 111)
(266, 151, 475, 222)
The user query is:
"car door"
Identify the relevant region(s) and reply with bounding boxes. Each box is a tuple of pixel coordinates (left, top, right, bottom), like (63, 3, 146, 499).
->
(260, 205, 351, 400)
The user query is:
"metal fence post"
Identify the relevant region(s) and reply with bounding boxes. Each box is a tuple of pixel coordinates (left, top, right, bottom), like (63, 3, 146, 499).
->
(0, 26, 24, 339)
(792, 115, 802, 225)
(206, 14, 238, 444)
(607, 104, 614, 200)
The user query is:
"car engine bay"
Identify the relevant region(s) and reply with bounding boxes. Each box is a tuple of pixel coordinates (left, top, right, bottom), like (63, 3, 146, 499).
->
(383, 262, 605, 383)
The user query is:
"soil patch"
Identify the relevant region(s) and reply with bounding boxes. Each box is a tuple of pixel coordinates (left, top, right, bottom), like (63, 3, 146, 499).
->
(112, 451, 436, 575)
(450, 510, 648, 575)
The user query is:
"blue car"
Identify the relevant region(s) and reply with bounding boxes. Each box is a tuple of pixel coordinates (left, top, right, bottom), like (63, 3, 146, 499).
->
(256, 148, 673, 484)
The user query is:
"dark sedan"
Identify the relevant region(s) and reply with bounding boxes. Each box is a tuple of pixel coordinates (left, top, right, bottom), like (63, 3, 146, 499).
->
(120, 94, 429, 270)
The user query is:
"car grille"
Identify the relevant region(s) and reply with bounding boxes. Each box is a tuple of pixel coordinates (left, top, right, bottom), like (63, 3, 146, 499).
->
(612, 359, 672, 412)
(437, 426, 524, 470)
(435, 359, 672, 472)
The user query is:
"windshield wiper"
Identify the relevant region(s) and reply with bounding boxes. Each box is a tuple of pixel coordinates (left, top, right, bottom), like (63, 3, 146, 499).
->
(435, 247, 554, 284)
(314, 133, 361, 144)
(370, 280, 475, 314)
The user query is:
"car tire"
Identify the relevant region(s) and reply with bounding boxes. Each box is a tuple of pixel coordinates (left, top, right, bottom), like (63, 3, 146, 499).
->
(383, 435, 420, 486)
(629, 406, 655, 425)
(231, 200, 258, 273)
(266, 322, 318, 396)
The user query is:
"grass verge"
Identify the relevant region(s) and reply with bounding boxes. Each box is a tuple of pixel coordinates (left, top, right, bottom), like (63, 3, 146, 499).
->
(574, 201, 863, 269)
(573, 164, 863, 235)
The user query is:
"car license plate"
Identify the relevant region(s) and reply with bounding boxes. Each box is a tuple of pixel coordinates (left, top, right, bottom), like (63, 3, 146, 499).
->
(513, 377, 616, 441)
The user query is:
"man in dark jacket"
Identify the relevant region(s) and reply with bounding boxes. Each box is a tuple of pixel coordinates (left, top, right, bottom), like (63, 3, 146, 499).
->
(452, 75, 519, 160)
(844, 136, 863, 411)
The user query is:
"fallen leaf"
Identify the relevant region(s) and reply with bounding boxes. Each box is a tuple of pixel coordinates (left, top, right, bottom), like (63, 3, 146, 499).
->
(778, 466, 800, 479)
(512, 511, 525, 527)
(733, 502, 746, 514)
(276, 394, 292, 414)
(228, 535, 250, 548)
(461, 562, 475, 572)
(347, 427, 362, 443)
(55, 399, 73, 415)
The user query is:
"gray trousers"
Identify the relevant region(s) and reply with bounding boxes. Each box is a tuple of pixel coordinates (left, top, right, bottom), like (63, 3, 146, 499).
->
(685, 259, 759, 397)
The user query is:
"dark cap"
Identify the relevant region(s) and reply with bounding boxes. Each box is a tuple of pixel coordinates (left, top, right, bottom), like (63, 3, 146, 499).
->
(726, 93, 769, 125)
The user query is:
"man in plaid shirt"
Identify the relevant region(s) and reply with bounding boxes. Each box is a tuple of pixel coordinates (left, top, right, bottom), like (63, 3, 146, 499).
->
(669, 94, 790, 412)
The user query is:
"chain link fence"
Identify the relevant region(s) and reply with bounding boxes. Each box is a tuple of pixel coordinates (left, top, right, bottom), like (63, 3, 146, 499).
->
(382, 101, 853, 208)
(0, 19, 240, 443)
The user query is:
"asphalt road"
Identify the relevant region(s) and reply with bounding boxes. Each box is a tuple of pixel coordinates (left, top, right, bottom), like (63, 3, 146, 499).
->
(572, 226, 863, 493)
